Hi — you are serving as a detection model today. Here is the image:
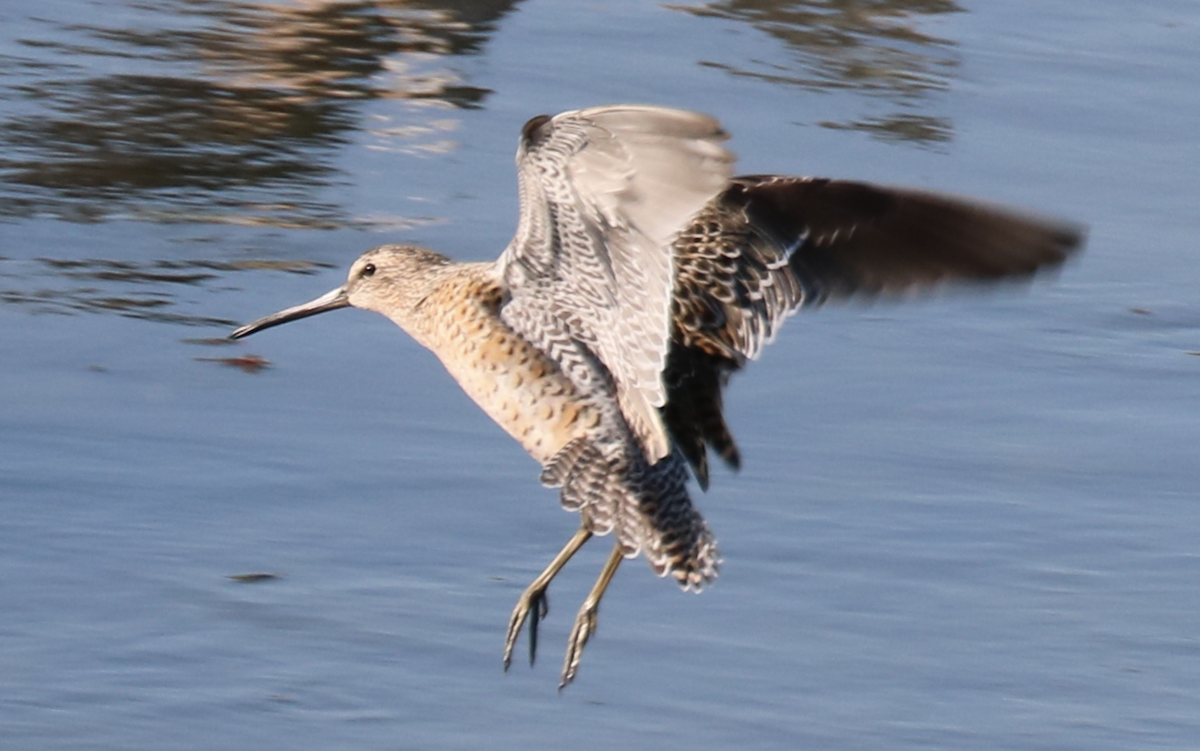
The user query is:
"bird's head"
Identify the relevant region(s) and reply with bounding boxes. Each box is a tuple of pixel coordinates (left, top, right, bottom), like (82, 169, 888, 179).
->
(229, 244, 450, 340)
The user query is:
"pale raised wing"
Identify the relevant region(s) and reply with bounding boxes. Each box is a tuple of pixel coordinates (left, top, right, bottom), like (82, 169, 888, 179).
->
(495, 105, 734, 463)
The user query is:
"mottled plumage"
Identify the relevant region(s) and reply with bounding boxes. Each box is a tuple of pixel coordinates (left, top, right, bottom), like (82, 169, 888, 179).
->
(230, 105, 1083, 688)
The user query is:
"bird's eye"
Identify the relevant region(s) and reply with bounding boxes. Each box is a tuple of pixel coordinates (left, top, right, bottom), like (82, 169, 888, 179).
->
(362, 263, 376, 277)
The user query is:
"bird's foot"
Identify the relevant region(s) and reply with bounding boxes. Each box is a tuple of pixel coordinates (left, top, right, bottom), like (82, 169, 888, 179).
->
(559, 598, 601, 689)
(503, 584, 550, 670)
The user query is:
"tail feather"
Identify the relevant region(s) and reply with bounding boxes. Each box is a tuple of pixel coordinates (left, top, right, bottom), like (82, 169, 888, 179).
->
(543, 440, 719, 589)
(627, 454, 720, 591)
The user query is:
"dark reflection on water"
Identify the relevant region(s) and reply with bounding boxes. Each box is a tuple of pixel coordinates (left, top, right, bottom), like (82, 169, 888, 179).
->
(0, 0, 521, 225)
(1, 0, 960, 325)
(0, 257, 332, 326)
(672, 0, 961, 145)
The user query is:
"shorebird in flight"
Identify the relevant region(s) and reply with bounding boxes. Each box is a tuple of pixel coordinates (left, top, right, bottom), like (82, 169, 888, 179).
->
(231, 105, 1083, 687)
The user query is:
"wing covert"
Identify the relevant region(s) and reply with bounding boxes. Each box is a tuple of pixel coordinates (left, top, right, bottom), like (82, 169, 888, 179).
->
(665, 174, 1083, 486)
(672, 175, 1084, 364)
(496, 106, 734, 463)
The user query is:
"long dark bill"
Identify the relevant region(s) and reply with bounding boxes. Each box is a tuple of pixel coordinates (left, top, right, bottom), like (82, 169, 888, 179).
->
(229, 287, 351, 339)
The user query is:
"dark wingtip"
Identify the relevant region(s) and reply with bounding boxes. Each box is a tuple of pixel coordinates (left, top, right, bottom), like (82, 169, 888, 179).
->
(1057, 221, 1088, 258)
(521, 114, 552, 147)
(721, 445, 742, 473)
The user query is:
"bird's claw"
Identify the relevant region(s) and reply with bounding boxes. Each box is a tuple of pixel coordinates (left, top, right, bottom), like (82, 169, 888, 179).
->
(503, 586, 549, 671)
(559, 600, 600, 689)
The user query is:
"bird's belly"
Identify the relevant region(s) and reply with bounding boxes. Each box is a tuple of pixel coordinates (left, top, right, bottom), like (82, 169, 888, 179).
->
(426, 310, 601, 465)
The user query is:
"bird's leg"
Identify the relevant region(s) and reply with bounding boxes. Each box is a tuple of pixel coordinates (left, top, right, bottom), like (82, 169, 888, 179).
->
(504, 526, 593, 671)
(560, 541, 624, 689)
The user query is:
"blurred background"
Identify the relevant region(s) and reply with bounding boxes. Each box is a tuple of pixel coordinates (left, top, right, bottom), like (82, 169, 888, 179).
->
(2, 1, 1199, 749)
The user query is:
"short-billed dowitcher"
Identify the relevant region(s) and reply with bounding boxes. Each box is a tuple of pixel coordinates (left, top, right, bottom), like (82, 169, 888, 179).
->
(231, 105, 1083, 687)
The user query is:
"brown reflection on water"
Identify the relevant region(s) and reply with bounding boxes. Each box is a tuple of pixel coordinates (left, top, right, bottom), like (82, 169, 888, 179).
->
(672, 0, 962, 146)
(194, 354, 272, 373)
(0, 0, 520, 225)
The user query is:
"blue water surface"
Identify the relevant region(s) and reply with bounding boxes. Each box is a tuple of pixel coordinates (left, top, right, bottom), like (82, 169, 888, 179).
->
(2, 1, 1199, 749)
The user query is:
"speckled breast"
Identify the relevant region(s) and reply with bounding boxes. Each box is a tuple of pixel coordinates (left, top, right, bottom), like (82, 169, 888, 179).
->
(401, 271, 603, 466)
